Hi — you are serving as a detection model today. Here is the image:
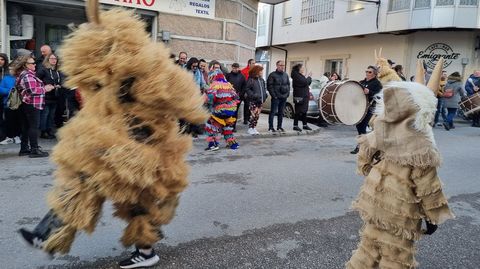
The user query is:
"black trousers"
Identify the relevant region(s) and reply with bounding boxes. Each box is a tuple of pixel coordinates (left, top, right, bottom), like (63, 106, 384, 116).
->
(355, 110, 373, 135)
(4, 108, 22, 138)
(293, 103, 307, 126)
(20, 104, 41, 150)
(241, 99, 250, 124)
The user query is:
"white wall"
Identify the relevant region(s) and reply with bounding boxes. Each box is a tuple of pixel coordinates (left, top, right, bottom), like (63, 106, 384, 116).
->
(274, 30, 480, 82)
(281, 34, 408, 81)
(267, 0, 480, 46)
(271, 0, 380, 45)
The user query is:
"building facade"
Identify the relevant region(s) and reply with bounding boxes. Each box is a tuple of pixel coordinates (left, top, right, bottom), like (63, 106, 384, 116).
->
(257, 0, 480, 81)
(0, 0, 261, 65)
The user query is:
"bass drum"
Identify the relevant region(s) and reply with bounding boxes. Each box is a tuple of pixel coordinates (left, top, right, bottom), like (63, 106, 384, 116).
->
(319, 80, 368, 125)
(459, 92, 480, 117)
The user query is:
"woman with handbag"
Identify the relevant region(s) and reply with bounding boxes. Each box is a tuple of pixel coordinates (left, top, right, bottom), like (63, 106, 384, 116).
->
(442, 72, 467, 131)
(11, 55, 53, 157)
(36, 53, 63, 139)
(291, 63, 312, 132)
(245, 65, 267, 135)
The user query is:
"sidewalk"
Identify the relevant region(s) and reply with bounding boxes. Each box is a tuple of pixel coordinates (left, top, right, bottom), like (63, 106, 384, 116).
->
(194, 112, 322, 143)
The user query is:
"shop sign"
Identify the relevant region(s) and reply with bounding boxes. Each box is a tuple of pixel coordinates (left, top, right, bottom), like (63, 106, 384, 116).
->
(98, 0, 215, 18)
(416, 43, 460, 69)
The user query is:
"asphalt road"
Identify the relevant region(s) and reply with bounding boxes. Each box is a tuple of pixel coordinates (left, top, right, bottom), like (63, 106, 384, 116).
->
(1, 121, 479, 269)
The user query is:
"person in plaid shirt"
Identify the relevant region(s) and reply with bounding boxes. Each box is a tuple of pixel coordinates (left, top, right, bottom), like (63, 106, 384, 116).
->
(10, 55, 53, 157)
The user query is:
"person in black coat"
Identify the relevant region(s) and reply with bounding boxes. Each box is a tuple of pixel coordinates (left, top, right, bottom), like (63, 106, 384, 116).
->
(267, 60, 290, 132)
(226, 63, 247, 131)
(291, 63, 312, 131)
(36, 53, 64, 139)
(245, 65, 267, 135)
(351, 65, 383, 154)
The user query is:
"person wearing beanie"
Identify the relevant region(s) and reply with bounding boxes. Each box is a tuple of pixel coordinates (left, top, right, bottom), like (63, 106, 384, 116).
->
(204, 69, 240, 150)
(225, 62, 247, 131)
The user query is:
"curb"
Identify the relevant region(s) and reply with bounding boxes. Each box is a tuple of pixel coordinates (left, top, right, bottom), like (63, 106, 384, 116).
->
(192, 127, 323, 143)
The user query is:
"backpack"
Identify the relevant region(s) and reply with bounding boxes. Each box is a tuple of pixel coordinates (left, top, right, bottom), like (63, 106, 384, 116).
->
(6, 86, 22, 110)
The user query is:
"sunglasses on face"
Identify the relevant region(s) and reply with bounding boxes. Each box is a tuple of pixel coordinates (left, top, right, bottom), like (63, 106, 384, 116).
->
(27, 62, 36, 65)
(365, 70, 373, 74)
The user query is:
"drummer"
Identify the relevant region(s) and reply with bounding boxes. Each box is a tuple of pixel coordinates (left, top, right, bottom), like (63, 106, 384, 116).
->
(465, 70, 480, 127)
(351, 66, 383, 154)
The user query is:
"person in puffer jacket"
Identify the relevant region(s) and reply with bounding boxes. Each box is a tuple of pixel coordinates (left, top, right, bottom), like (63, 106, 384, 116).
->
(204, 69, 240, 151)
(245, 65, 267, 135)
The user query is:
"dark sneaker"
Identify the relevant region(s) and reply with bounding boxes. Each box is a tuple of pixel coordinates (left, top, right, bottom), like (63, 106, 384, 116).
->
(303, 125, 312, 131)
(442, 122, 450, 131)
(204, 142, 219, 151)
(268, 128, 276, 133)
(277, 127, 286, 133)
(230, 143, 239, 150)
(18, 228, 44, 249)
(119, 249, 160, 269)
(19, 149, 31, 156)
(29, 148, 49, 158)
(350, 146, 359, 154)
(293, 126, 302, 132)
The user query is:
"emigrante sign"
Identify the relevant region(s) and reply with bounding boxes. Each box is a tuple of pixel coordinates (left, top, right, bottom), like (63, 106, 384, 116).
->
(417, 43, 460, 69)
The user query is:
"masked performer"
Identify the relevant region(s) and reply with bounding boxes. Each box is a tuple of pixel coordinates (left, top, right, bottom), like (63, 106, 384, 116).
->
(346, 66, 454, 268)
(204, 69, 240, 151)
(18, 1, 209, 268)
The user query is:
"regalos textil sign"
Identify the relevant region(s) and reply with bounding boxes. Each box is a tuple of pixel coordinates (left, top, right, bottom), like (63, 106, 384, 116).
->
(416, 43, 461, 69)
(100, 0, 215, 18)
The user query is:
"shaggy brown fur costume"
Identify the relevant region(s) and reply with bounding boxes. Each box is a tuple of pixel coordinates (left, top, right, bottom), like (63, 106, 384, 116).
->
(25, 1, 208, 254)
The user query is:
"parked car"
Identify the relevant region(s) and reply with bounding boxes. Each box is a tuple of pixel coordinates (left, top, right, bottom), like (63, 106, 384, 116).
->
(262, 78, 327, 118)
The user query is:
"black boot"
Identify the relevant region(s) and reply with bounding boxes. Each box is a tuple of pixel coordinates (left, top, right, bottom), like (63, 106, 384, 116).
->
(350, 145, 359, 154)
(29, 147, 49, 158)
(40, 132, 50, 139)
(18, 210, 63, 250)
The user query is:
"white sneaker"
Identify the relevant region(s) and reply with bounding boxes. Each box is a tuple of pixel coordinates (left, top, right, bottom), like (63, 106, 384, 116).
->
(247, 128, 256, 135)
(0, 137, 14, 145)
(253, 128, 260, 135)
(14, 136, 21, 144)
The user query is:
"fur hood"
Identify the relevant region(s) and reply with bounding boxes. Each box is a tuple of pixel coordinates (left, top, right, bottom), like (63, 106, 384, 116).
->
(447, 73, 462, 82)
(359, 81, 441, 168)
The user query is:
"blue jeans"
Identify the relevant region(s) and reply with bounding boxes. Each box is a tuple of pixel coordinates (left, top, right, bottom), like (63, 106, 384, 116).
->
(434, 98, 447, 124)
(446, 108, 457, 126)
(39, 103, 57, 132)
(269, 98, 286, 129)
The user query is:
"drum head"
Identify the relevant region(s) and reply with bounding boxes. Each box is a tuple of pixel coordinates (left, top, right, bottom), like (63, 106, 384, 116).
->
(333, 81, 367, 125)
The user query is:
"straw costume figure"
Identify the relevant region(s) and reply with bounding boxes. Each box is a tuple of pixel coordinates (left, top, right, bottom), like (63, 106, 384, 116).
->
(375, 48, 401, 85)
(346, 60, 453, 269)
(18, 1, 209, 268)
(204, 69, 240, 151)
(347, 62, 454, 269)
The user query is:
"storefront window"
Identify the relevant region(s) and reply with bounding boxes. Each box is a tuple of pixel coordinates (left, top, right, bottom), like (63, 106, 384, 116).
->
(459, 0, 478, 5)
(388, 0, 410, 11)
(414, 0, 430, 8)
(436, 0, 454, 6)
(45, 24, 70, 52)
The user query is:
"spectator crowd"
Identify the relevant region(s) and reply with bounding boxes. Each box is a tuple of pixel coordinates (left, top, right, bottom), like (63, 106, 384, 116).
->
(1, 48, 479, 156)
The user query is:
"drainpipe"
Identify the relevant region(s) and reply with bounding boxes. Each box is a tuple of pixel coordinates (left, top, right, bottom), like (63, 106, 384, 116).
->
(0, 0, 7, 54)
(268, 4, 287, 68)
